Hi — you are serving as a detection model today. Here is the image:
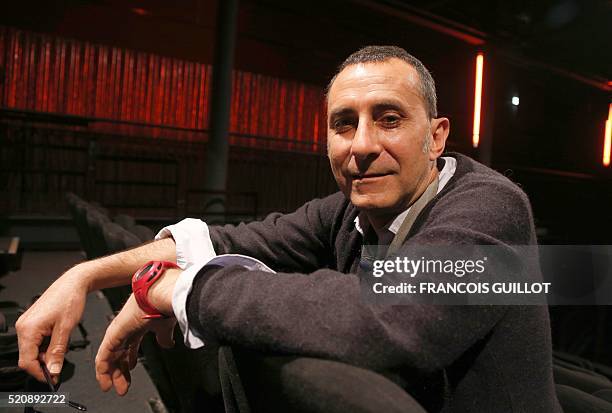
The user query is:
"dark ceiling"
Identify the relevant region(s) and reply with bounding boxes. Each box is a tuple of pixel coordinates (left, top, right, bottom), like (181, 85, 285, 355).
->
(396, 0, 611, 83)
(1, 0, 609, 86)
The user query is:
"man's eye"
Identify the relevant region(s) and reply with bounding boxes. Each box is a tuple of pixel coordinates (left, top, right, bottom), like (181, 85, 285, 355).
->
(333, 119, 353, 131)
(379, 115, 401, 127)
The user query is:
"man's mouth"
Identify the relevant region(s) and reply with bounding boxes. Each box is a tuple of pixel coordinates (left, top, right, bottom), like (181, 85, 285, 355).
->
(351, 172, 390, 180)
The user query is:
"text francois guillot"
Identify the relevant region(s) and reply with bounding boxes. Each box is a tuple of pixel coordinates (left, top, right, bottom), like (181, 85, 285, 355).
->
(369, 257, 551, 295)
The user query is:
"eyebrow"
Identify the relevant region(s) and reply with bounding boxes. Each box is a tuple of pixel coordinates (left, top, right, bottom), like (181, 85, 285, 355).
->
(371, 101, 405, 114)
(328, 107, 355, 122)
(328, 100, 407, 121)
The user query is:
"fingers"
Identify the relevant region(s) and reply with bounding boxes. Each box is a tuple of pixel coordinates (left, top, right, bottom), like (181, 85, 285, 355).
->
(15, 271, 87, 384)
(95, 321, 119, 392)
(95, 347, 114, 393)
(127, 334, 144, 370)
(153, 319, 176, 349)
(16, 319, 46, 382)
(95, 353, 131, 396)
(113, 359, 131, 396)
(96, 345, 136, 396)
(96, 326, 143, 395)
(95, 293, 175, 396)
(96, 326, 123, 392)
(45, 323, 70, 377)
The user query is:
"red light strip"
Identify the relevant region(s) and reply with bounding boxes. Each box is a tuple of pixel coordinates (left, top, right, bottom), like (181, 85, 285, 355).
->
(603, 103, 612, 167)
(472, 53, 484, 148)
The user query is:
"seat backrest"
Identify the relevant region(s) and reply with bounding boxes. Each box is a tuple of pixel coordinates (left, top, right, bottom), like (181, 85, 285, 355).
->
(71, 202, 96, 259)
(90, 202, 110, 217)
(65, 192, 79, 206)
(130, 225, 155, 242)
(86, 209, 111, 258)
(114, 214, 136, 230)
(102, 222, 141, 253)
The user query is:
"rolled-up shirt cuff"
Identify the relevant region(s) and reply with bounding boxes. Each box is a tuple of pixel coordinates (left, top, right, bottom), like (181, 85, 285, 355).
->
(172, 262, 208, 348)
(175, 254, 276, 349)
(155, 218, 216, 269)
(156, 218, 216, 348)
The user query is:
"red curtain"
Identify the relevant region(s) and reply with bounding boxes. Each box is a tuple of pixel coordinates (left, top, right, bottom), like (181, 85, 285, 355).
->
(0, 26, 327, 149)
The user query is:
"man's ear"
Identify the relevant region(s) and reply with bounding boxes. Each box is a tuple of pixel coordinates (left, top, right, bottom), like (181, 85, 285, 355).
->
(428, 117, 450, 161)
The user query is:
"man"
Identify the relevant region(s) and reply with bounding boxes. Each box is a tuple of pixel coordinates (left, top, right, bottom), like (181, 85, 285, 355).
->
(16, 46, 561, 412)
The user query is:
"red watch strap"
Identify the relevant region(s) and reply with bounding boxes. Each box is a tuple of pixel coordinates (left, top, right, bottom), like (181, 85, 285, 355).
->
(132, 260, 179, 319)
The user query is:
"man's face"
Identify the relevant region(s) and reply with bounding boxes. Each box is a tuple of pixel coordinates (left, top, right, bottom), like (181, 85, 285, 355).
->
(327, 59, 434, 220)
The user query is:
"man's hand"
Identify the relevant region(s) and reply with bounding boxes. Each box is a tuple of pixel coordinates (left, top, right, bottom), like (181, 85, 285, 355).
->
(16, 267, 89, 382)
(15, 238, 178, 384)
(95, 268, 180, 395)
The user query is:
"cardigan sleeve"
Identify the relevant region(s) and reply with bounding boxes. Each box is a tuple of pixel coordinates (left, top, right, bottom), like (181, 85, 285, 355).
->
(187, 176, 536, 372)
(207, 191, 349, 273)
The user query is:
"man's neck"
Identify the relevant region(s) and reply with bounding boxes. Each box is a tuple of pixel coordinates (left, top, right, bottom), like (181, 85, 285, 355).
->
(366, 163, 439, 233)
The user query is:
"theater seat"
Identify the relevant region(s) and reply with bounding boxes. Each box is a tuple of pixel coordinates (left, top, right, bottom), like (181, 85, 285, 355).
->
(114, 214, 136, 230)
(130, 224, 155, 242)
(96, 221, 139, 311)
(69, 201, 96, 259)
(85, 209, 111, 258)
(555, 364, 612, 395)
(556, 385, 612, 413)
(553, 353, 612, 412)
(222, 348, 427, 413)
(90, 202, 110, 217)
(101, 222, 142, 253)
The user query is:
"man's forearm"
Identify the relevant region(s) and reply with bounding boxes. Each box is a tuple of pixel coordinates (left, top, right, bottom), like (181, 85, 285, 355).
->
(76, 237, 177, 292)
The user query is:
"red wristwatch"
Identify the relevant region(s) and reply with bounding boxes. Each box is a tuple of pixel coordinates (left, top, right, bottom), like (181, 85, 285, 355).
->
(132, 260, 179, 319)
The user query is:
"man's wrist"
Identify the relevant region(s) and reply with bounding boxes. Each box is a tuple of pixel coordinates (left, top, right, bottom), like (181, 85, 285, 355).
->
(147, 268, 181, 317)
(65, 262, 96, 294)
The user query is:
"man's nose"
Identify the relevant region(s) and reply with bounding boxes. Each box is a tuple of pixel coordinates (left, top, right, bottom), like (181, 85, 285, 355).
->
(351, 120, 382, 161)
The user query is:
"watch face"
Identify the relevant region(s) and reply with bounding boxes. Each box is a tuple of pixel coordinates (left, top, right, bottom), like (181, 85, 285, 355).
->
(135, 263, 153, 281)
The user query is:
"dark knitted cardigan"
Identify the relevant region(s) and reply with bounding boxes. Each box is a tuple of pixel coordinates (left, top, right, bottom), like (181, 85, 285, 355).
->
(187, 153, 562, 412)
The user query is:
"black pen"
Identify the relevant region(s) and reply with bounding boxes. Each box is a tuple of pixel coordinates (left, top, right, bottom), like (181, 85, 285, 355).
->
(38, 355, 87, 411)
